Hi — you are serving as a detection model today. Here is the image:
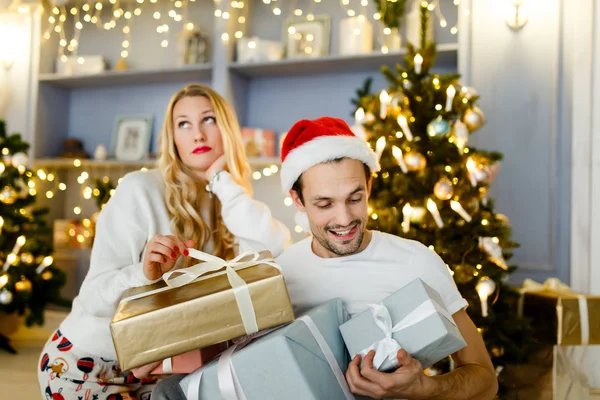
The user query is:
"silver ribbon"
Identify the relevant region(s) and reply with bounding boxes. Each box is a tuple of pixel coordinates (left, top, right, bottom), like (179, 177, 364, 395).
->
(182, 316, 355, 400)
(357, 299, 455, 370)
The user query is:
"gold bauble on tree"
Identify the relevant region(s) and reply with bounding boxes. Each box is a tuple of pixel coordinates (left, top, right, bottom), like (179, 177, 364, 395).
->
(404, 151, 427, 171)
(15, 277, 32, 293)
(495, 213, 511, 227)
(434, 177, 454, 200)
(452, 264, 476, 284)
(463, 107, 485, 131)
(0, 185, 17, 204)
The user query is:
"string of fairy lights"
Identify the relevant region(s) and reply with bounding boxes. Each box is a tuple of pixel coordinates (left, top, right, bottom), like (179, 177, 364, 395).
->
(41, 0, 462, 63)
(28, 159, 288, 241)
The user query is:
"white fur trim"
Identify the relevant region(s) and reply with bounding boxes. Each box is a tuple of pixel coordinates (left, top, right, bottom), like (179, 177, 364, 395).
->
(280, 135, 381, 192)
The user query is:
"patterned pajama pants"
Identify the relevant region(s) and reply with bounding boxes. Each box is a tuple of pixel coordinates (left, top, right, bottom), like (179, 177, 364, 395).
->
(37, 329, 157, 400)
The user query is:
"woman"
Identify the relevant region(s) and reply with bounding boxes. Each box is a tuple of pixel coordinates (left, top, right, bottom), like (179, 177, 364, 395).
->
(37, 83, 290, 399)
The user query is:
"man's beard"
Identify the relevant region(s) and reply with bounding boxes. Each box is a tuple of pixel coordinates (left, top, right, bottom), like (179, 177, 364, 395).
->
(312, 219, 365, 256)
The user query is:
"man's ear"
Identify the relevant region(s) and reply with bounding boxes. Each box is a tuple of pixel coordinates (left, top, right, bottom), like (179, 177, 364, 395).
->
(289, 189, 306, 212)
(367, 176, 373, 197)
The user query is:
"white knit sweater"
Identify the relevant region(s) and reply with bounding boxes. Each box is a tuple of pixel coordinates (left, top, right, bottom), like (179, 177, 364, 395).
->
(59, 169, 291, 360)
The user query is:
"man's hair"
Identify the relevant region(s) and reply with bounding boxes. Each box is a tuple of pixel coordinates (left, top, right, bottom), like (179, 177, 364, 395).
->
(290, 158, 372, 204)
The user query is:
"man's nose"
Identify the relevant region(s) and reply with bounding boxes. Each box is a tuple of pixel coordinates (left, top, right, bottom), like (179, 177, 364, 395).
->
(334, 205, 354, 227)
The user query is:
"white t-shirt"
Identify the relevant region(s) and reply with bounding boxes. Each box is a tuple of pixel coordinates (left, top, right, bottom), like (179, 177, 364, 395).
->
(277, 230, 468, 317)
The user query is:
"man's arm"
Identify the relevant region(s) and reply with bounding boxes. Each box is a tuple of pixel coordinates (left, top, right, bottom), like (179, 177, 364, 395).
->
(345, 309, 498, 400)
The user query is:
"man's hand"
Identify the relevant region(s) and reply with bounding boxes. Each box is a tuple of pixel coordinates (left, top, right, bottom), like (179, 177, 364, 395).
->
(143, 235, 195, 281)
(345, 309, 498, 400)
(346, 349, 430, 399)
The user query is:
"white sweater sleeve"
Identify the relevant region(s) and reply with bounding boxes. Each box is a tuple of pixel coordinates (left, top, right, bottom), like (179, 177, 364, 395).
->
(211, 171, 291, 257)
(77, 173, 156, 319)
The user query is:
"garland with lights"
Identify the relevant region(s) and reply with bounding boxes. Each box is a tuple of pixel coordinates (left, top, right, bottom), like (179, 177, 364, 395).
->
(0, 120, 68, 353)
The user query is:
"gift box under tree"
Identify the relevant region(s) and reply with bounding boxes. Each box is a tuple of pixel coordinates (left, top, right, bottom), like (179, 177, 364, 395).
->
(501, 278, 600, 399)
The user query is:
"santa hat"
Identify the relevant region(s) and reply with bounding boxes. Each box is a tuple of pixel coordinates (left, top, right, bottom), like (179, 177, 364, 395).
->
(280, 117, 381, 193)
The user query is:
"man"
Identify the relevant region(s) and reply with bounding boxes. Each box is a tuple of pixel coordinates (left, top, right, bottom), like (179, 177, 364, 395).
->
(276, 116, 498, 400)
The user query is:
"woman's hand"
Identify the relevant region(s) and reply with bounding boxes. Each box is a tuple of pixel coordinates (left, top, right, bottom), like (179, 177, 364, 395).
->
(131, 360, 162, 379)
(202, 154, 227, 182)
(143, 234, 195, 281)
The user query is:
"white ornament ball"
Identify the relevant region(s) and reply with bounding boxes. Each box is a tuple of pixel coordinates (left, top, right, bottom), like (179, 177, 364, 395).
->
(404, 151, 427, 171)
(463, 107, 485, 131)
(434, 178, 454, 201)
(11, 152, 28, 168)
(0, 288, 13, 305)
(452, 121, 469, 150)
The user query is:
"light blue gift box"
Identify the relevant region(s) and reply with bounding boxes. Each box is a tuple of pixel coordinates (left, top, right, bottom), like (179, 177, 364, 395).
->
(339, 278, 467, 372)
(179, 298, 354, 400)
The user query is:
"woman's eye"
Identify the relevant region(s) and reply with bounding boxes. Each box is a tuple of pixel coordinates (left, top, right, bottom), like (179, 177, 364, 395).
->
(203, 116, 216, 124)
(178, 121, 190, 129)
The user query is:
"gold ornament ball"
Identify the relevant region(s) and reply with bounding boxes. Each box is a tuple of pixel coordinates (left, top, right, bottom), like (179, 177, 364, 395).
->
(41, 271, 53, 280)
(20, 252, 35, 264)
(404, 151, 427, 171)
(495, 213, 511, 227)
(463, 107, 485, 131)
(15, 277, 32, 293)
(434, 178, 454, 201)
(452, 264, 476, 284)
(0, 186, 17, 205)
(491, 346, 505, 358)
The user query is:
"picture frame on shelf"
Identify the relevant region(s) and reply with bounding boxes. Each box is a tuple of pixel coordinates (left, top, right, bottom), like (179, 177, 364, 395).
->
(111, 115, 153, 161)
(283, 15, 331, 59)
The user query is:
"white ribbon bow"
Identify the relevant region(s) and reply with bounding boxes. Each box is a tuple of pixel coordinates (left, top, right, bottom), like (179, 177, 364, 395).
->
(358, 299, 455, 370)
(120, 249, 281, 336)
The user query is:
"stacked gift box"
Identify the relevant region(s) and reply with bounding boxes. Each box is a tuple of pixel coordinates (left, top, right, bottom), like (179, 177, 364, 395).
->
(501, 278, 600, 400)
(111, 250, 467, 399)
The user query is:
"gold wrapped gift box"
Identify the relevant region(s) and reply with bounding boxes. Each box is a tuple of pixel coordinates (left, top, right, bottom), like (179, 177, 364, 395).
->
(110, 251, 295, 371)
(519, 278, 600, 345)
(501, 345, 590, 400)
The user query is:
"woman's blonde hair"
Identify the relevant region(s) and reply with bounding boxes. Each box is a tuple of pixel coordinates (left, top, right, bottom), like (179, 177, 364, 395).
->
(158, 83, 252, 261)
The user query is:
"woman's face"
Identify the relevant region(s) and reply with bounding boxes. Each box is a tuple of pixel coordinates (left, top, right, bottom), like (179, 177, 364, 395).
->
(172, 96, 224, 176)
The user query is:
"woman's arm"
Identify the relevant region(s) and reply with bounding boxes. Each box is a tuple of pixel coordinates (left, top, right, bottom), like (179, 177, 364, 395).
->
(210, 171, 291, 257)
(76, 173, 157, 318)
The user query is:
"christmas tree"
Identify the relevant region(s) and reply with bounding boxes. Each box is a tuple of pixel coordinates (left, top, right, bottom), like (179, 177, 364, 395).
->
(0, 120, 67, 353)
(352, 4, 534, 393)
